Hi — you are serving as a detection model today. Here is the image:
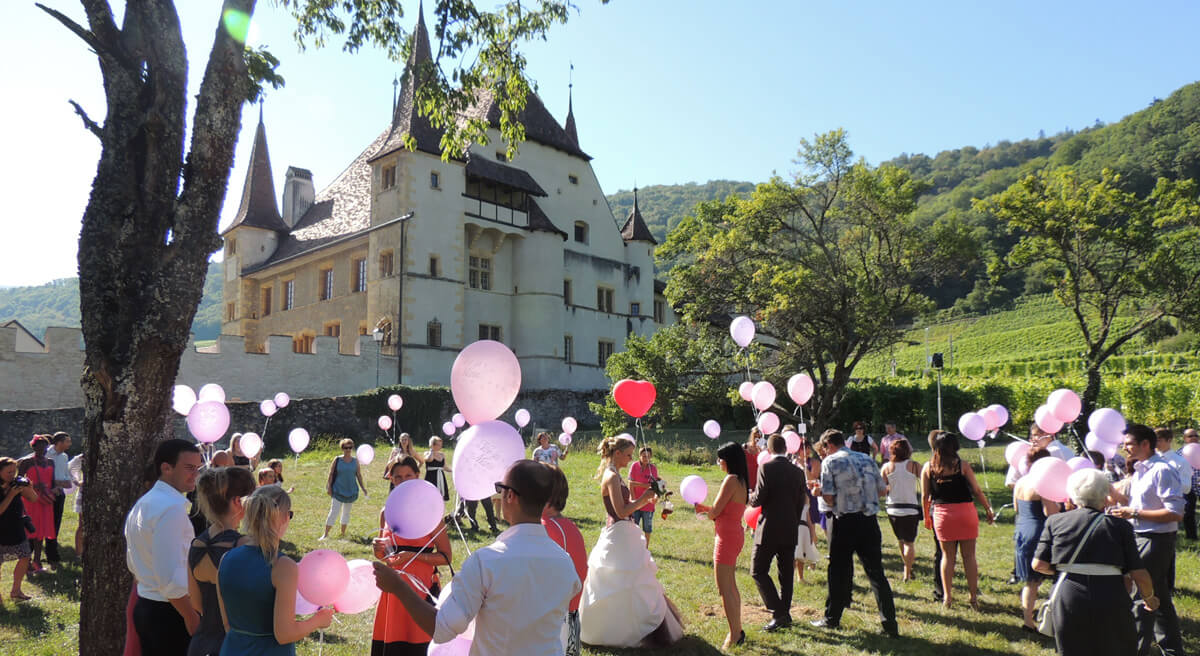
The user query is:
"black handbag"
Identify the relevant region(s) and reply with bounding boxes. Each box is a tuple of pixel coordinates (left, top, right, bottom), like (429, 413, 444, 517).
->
(22, 514, 35, 534)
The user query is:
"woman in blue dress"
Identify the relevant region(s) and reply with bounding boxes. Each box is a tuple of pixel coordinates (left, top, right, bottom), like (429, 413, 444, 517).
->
(322, 439, 369, 540)
(218, 485, 332, 655)
(1012, 447, 1058, 632)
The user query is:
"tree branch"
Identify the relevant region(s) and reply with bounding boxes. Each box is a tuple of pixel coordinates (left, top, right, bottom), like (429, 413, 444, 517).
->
(68, 99, 103, 138)
(36, 3, 104, 53)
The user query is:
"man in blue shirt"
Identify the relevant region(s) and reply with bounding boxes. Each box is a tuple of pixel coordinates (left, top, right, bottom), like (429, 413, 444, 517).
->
(812, 430, 898, 638)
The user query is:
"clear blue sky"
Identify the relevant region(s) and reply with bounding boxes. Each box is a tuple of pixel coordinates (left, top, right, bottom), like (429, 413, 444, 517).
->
(4, 0, 1199, 287)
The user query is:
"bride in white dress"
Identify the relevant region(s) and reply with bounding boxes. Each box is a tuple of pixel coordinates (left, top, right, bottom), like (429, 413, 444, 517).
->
(579, 435, 685, 648)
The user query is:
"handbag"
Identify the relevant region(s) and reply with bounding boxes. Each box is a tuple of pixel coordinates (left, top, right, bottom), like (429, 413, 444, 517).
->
(1036, 512, 1106, 637)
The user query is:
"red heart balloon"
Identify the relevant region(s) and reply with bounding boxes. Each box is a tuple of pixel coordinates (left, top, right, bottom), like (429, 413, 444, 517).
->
(612, 379, 656, 418)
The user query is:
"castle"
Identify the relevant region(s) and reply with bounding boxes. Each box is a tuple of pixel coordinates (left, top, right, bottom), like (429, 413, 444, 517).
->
(220, 8, 673, 391)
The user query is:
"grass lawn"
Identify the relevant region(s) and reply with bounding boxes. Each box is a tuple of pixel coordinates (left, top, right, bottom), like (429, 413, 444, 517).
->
(3, 432, 1197, 655)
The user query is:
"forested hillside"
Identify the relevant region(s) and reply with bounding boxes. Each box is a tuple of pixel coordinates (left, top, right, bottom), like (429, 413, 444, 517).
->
(607, 180, 754, 243)
(0, 262, 224, 341)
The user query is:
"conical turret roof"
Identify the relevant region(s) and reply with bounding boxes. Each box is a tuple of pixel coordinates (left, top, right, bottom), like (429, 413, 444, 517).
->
(620, 188, 656, 244)
(223, 108, 287, 235)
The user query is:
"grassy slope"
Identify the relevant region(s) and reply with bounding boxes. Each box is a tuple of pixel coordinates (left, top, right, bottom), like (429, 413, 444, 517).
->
(3, 433, 1197, 655)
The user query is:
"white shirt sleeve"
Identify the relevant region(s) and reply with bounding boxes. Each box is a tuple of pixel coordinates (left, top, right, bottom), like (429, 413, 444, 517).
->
(433, 551, 486, 643)
(151, 505, 195, 600)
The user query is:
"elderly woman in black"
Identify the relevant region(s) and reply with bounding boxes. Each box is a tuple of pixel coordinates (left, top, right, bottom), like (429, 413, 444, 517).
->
(1032, 468, 1156, 655)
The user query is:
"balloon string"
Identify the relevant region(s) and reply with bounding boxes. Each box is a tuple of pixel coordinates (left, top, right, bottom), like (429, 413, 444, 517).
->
(261, 415, 272, 444)
(447, 492, 474, 557)
(978, 441, 989, 491)
(389, 523, 449, 574)
(317, 629, 324, 656)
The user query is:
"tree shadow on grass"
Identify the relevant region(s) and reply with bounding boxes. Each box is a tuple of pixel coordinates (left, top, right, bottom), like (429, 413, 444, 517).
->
(0, 599, 53, 636)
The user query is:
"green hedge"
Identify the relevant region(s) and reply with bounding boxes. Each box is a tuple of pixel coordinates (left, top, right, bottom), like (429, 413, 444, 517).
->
(354, 385, 452, 443)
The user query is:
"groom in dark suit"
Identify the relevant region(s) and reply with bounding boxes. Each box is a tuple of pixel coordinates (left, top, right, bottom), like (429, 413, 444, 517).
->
(748, 433, 806, 631)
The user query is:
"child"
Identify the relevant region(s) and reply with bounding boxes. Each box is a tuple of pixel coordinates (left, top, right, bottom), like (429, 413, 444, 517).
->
(257, 467, 277, 486)
(794, 482, 821, 581)
(266, 458, 294, 493)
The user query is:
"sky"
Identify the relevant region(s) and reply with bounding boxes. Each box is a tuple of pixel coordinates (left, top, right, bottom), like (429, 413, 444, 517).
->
(3, 0, 1200, 287)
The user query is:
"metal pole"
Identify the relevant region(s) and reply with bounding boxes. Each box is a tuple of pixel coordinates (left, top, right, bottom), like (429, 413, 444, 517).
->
(936, 368, 943, 431)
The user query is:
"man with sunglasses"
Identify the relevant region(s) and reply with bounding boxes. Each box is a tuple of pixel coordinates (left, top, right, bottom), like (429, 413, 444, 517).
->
(374, 459, 581, 655)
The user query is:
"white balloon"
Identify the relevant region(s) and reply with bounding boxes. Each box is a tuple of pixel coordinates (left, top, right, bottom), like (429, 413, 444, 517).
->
(172, 385, 197, 416)
(239, 432, 263, 459)
(356, 444, 375, 465)
(198, 383, 226, 404)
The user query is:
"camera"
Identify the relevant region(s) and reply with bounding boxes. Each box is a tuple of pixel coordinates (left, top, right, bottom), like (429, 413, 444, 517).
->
(647, 476, 670, 498)
(12, 477, 30, 488)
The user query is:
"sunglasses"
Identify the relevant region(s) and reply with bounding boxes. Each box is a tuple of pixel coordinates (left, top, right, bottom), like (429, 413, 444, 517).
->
(494, 482, 520, 497)
(287, 510, 294, 519)
(343, 446, 354, 451)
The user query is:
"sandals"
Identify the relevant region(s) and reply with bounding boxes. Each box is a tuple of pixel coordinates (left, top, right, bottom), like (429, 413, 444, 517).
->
(10, 592, 31, 601)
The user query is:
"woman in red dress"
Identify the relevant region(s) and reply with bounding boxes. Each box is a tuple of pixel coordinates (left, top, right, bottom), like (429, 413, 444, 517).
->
(694, 442, 750, 649)
(371, 456, 452, 656)
(17, 435, 56, 573)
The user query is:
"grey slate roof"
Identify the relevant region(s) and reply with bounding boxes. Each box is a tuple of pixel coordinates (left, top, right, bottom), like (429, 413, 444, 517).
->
(465, 88, 591, 161)
(620, 189, 657, 244)
(564, 91, 579, 148)
(528, 199, 568, 239)
(369, 3, 444, 162)
(222, 116, 288, 235)
(465, 153, 547, 196)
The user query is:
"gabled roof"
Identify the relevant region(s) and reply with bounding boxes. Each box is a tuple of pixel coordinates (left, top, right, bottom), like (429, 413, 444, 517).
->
(2, 320, 45, 349)
(465, 153, 547, 196)
(222, 111, 288, 235)
(528, 199, 569, 239)
(620, 188, 657, 244)
(465, 88, 591, 161)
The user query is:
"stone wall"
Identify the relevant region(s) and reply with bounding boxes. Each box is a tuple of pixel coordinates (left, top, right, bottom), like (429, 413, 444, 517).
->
(0, 389, 607, 458)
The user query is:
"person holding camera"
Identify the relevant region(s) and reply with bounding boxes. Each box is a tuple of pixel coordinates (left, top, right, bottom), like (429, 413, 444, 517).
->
(628, 446, 659, 547)
(1, 456, 38, 601)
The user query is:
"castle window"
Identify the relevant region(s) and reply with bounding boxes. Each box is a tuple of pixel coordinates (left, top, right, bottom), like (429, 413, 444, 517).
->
(226, 303, 236, 322)
(564, 335, 574, 363)
(320, 268, 334, 301)
(283, 280, 294, 310)
(427, 319, 442, 347)
(568, 174, 579, 185)
(630, 302, 641, 317)
(324, 322, 341, 337)
(359, 323, 369, 336)
(598, 340, 614, 368)
(382, 164, 397, 190)
(353, 258, 367, 293)
(261, 287, 272, 317)
(429, 255, 440, 278)
(597, 287, 614, 313)
(293, 333, 314, 353)
(563, 279, 572, 305)
(573, 221, 588, 244)
(430, 171, 440, 189)
(654, 299, 665, 324)
(379, 250, 394, 278)
(495, 151, 506, 162)
(469, 256, 492, 290)
(227, 238, 236, 256)
(478, 324, 502, 342)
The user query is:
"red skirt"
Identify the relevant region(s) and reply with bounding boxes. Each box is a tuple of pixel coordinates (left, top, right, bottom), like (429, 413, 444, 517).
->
(932, 502, 979, 542)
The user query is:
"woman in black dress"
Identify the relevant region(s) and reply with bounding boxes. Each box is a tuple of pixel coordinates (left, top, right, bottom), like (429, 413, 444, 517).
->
(187, 466, 256, 656)
(0, 457, 38, 601)
(1032, 468, 1156, 655)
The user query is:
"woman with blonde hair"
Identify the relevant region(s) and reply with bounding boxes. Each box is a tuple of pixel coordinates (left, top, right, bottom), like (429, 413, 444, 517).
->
(579, 436, 683, 647)
(218, 486, 333, 654)
(323, 439, 368, 540)
(188, 467, 256, 656)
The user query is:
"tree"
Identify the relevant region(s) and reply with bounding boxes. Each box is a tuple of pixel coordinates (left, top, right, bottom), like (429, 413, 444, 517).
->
(979, 167, 1200, 438)
(36, 1, 585, 652)
(620, 130, 968, 436)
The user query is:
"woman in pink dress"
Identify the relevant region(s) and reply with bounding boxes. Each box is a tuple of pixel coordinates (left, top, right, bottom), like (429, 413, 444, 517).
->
(17, 435, 56, 573)
(694, 442, 750, 649)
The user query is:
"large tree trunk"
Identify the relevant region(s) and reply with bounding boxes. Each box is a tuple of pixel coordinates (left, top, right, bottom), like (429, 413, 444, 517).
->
(67, 2, 255, 654)
(1075, 362, 1104, 454)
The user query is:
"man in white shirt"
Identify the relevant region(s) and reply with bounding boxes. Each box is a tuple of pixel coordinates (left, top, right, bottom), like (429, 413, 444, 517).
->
(125, 439, 203, 655)
(374, 459, 581, 655)
(1154, 426, 1193, 496)
(47, 432, 73, 568)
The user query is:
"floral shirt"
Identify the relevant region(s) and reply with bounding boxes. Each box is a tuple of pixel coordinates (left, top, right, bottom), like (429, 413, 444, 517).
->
(820, 448, 886, 517)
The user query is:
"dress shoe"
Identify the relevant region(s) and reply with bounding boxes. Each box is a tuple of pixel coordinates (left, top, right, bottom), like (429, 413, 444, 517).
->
(764, 618, 791, 632)
(809, 618, 839, 630)
(736, 630, 746, 645)
(882, 626, 900, 639)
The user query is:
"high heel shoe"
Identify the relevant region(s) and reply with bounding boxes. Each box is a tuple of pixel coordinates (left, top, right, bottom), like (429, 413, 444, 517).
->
(736, 630, 746, 645)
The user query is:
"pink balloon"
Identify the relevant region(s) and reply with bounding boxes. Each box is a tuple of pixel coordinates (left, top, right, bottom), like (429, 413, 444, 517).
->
(784, 431, 802, 454)
(558, 433, 572, 446)
(751, 381, 777, 412)
(958, 413, 987, 441)
(679, 475, 708, 505)
(979, 407, 1000, 431)
(1066, 456, 1095, 472)
(787, 373, 814, 405)
(295, 589, 319, 615)
(1087, 408, 1126, 442)
(987, 404, 1010, 428)
(273, 392, 290, 408)
(288, 428, 309, 453)
(514, 408, 531, 428)
(1005, 441, 1030, 468)
(1085, 431, 1118, 460)
(452, 421, 525, 501)
(385, 479, 443, 538)
(1048, 389, 1082, 424)
(239, 432, 263, 459)
(198, 383, 226, 404)
(561, 417, 578, 434)
(1034, 405, 1064, 434)
(757, 411, 780, 435)
(738, 381, 754, 402)
(378, 415, 393, 431)
(452, 413, 467, 428)
(1029, 457, 1072, 503)
(702, 420, 721, 439)
(173, 385, 197, 416)
(334, 559, 382, 614)
(297, 550, 349, 607)
(757, 450, 771, 467)
(1181, 442, 1200, 469)
(442, 421, 456, 436)
(730, 316, 755, 348)
(1017, 457, 1031, 477)
(387, 394, 403, 412)
(451, 340, 521, 425)
(186, 401, 230, 444)
(356, 444, 375, 465)
(260, 399, 277, 417)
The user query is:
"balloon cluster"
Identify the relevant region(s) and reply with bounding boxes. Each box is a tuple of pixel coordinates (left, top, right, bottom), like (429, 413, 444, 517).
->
(297, 550, 380, 616)
(260, 392, 290, 418)
(956, 404, 1010, 442)
(559, 416, 576, 446)
(1084, 407, 1127, 460)
(174, 384, 230, 444)
(446, 341, 525, 501)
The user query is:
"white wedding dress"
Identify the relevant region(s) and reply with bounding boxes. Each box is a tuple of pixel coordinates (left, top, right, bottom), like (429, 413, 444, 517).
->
(578, 476, 683, 647)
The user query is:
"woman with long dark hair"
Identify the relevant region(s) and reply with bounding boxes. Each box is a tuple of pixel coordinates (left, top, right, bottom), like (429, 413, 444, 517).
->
(188, 467, 256, 656)
(694, 442, 750, 649)
(921, 431, 994, 609)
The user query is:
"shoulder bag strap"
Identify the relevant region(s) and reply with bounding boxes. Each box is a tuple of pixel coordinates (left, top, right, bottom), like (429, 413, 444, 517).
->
(1061, 512, 1106, 571)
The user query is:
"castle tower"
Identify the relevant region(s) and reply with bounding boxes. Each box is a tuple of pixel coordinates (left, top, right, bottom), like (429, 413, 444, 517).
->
(620, 187, 657, 335)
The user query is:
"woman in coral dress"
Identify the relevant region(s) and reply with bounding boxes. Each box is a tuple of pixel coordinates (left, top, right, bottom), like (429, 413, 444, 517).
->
(17, 435, 56, 573)
(694, 442, 749, 649)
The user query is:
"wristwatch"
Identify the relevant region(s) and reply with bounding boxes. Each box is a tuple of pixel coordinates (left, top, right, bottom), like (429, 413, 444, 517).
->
(1132, 508, 1139, 519)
